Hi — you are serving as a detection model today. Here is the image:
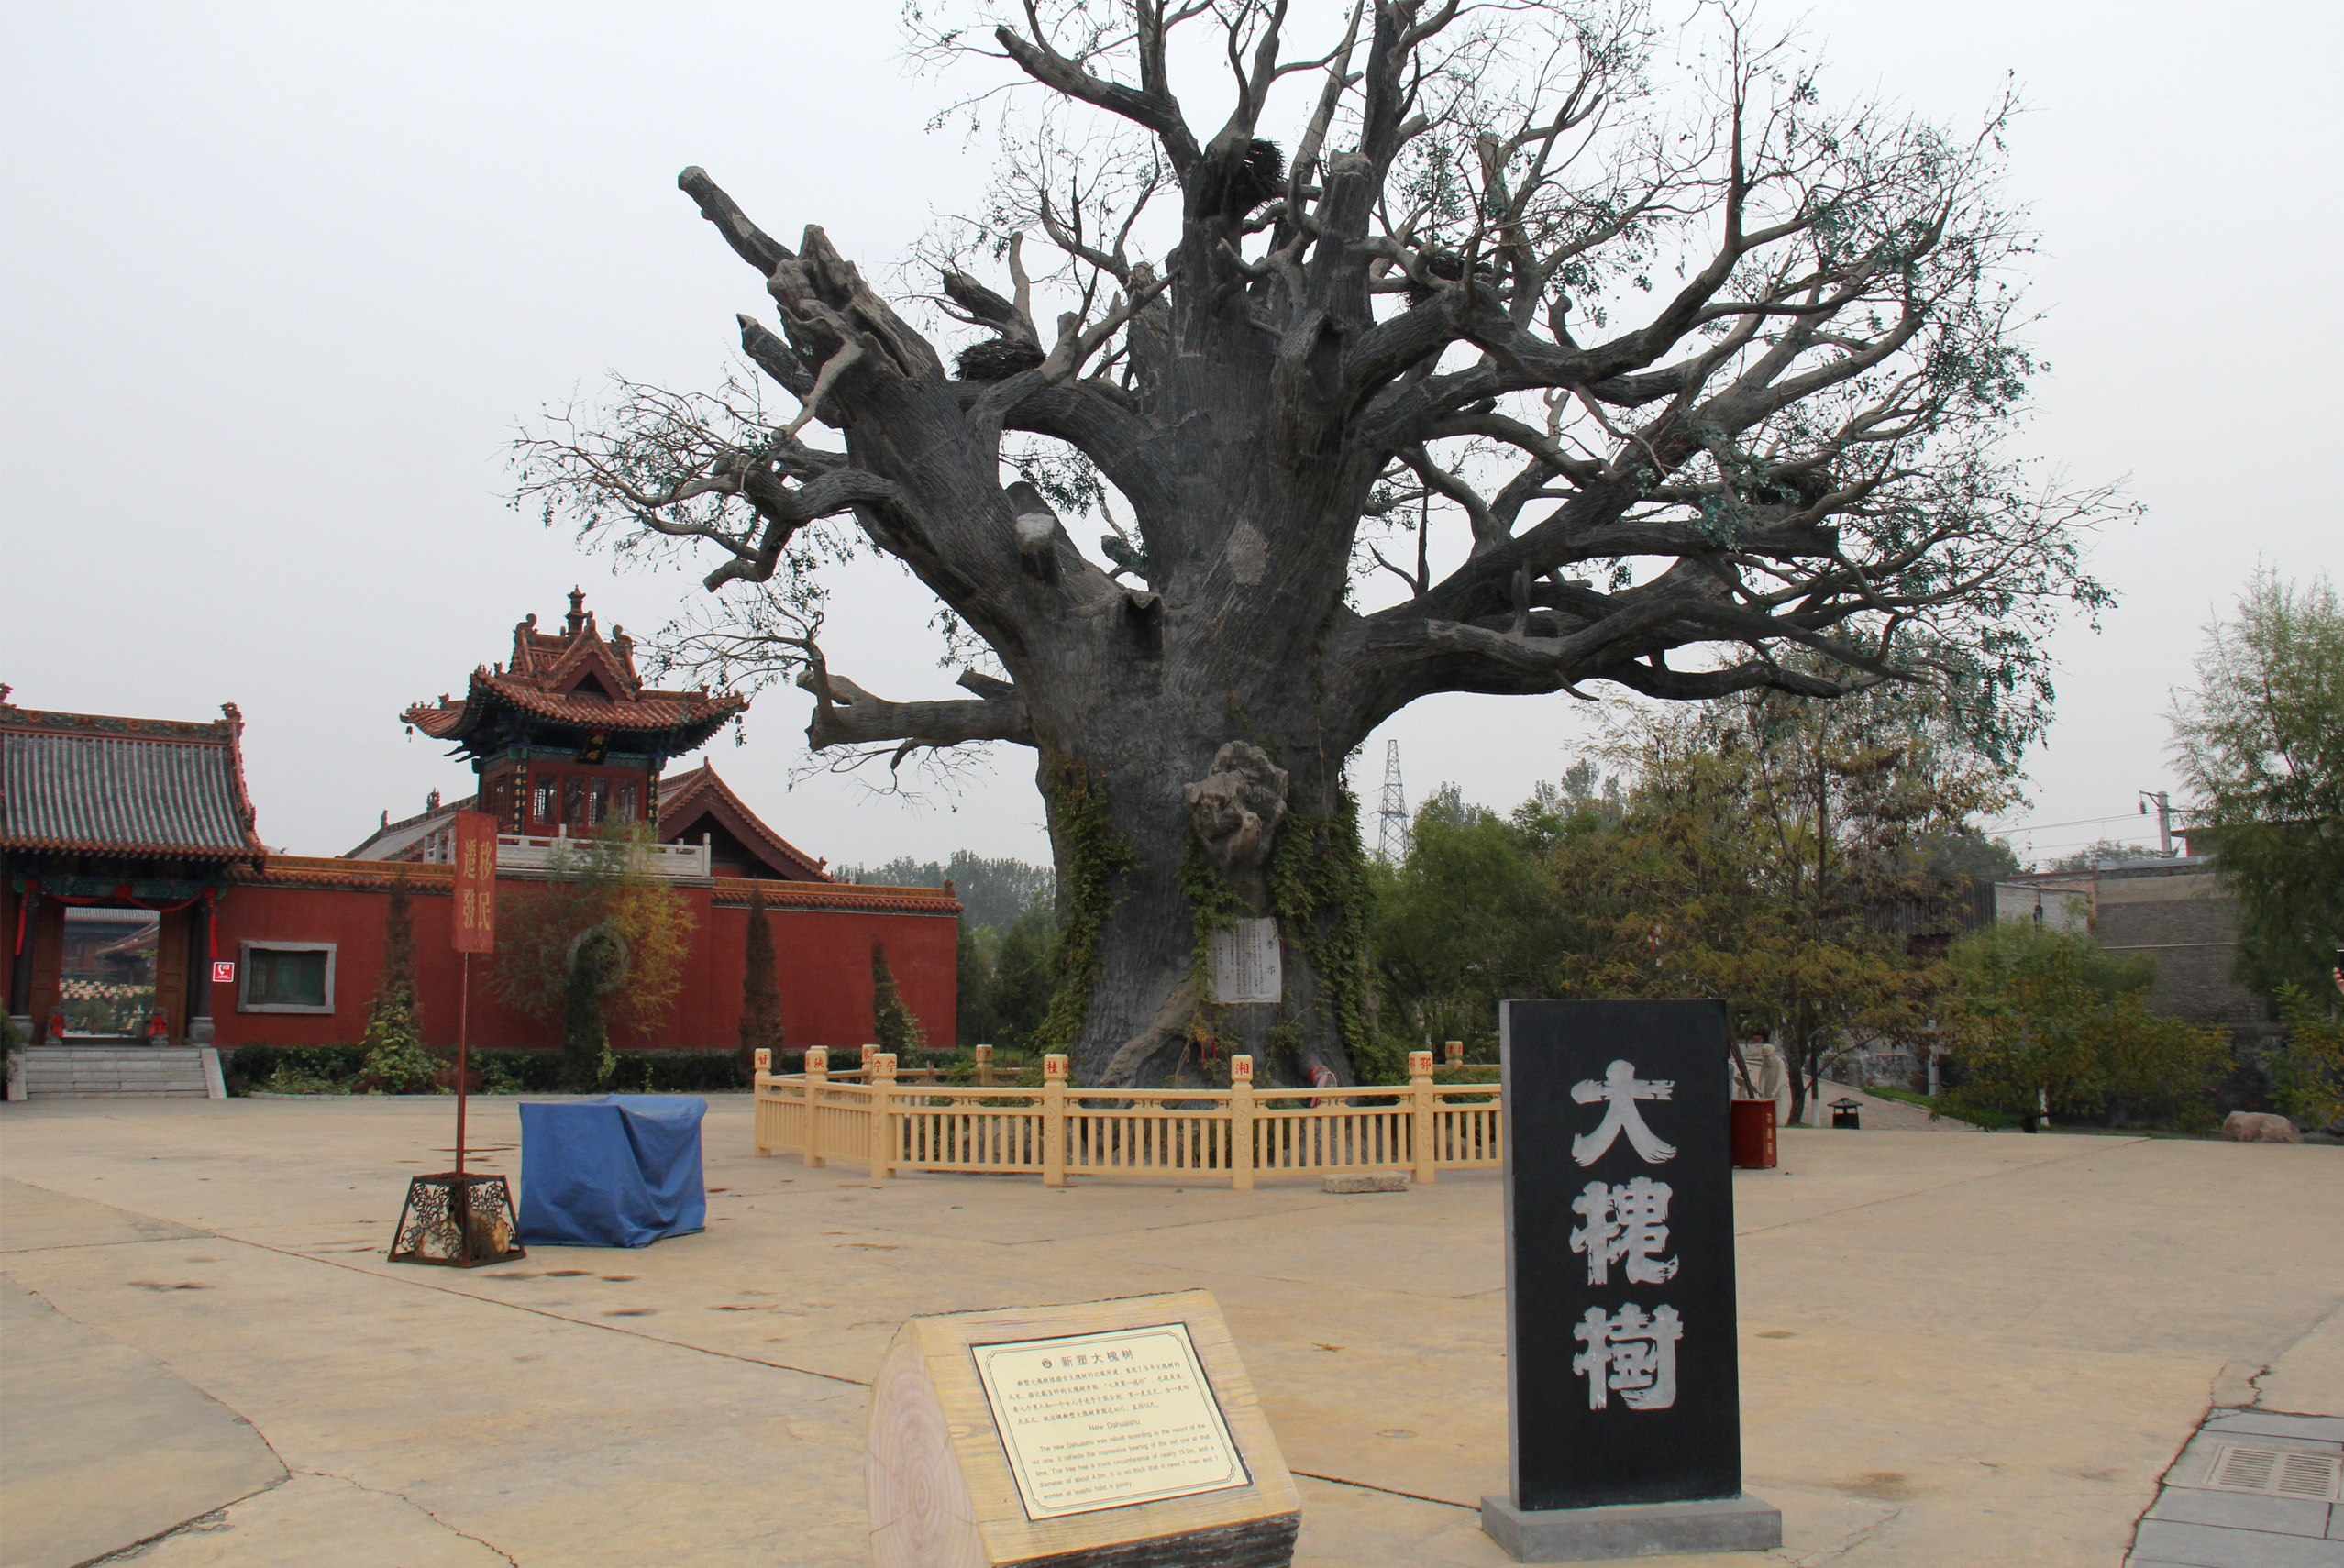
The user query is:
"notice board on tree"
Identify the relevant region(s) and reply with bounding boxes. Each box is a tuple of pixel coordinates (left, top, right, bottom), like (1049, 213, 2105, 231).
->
(866, 1289, 1299, 1568)
(1484, 999, 1779, 1561)
(450, 811, 496, 953)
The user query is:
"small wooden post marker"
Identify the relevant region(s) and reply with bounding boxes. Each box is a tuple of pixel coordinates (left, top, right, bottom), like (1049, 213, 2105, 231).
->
(866, 1288, 1300, 1568)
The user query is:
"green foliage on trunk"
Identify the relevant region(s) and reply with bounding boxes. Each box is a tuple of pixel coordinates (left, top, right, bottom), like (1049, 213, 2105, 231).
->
(1176, 838, 1246, 1071)
(870, 938, 926, 1054)
(1267, 793, 1386, 1082)
(735, 884, 783, 1081)
(1032, 756, 1135, 1052)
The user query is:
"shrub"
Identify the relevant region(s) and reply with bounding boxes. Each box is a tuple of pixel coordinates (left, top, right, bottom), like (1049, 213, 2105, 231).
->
(2266, 984, 2344, 1130)
(354, 993, 445, 1094)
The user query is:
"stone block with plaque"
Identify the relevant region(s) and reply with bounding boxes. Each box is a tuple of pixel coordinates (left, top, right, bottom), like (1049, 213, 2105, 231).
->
(866, 1288, 1299, 1568)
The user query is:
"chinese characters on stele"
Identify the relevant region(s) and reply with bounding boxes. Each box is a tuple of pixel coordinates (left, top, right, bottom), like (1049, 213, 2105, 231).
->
(1568, 1060, 1682, 1412)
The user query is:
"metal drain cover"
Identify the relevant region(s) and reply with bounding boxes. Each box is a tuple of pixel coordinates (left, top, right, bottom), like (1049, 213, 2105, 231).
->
(2205, 1443, 2344, 1503)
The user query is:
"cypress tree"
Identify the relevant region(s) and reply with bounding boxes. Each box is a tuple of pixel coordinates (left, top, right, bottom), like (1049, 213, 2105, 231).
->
(736, 884, 784, 1081)
(558, 928, 618, 1092)
(871, 938, 926, 1055)
(381, 874, 419, 1032)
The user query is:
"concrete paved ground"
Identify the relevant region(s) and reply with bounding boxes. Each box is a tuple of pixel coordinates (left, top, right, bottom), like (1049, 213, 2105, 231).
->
(1, 1097, 2337, 1567)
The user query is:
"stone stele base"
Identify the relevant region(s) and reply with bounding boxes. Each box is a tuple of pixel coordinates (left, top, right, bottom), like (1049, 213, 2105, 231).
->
(1480, 1492, 1782, 1562)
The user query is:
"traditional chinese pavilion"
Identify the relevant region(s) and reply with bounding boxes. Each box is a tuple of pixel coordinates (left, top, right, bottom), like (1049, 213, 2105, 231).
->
(399, 588, 745, 840)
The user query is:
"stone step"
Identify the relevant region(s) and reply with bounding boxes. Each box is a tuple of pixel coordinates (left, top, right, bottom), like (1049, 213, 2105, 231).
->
(15, 1048, 220, 1099)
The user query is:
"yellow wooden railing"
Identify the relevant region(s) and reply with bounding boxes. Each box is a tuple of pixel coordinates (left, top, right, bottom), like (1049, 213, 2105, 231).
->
(751, 1046, 1500, 1189)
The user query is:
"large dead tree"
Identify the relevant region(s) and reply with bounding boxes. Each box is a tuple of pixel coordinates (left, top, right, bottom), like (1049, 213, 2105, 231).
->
(519, 1, 2119, 1086)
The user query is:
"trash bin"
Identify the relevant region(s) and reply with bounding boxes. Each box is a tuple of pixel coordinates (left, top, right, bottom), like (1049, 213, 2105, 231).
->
(1829, 1098, 1862, 1131)
(1730, 1098, 1778, 1168)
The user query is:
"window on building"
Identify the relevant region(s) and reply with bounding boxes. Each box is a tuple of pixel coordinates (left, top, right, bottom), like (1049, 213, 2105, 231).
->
(238, 943, 336, 1014)
(614, 783, 638, 823)
(564, 775, 588, 828)
(534, 779, 558, 825)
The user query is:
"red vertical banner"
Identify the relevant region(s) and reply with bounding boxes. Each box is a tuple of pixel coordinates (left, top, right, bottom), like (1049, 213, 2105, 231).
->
(452, 811, 498, 954)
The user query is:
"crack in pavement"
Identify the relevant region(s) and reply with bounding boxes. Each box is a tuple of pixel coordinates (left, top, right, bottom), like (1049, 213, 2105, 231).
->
(298, 1469, 521, 1566)
(1795, 1502, 1903, 1565)
(81, 1476, 293, 1567)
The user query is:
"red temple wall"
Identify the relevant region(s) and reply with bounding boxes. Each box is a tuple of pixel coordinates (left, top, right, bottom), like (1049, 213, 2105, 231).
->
(206, 877, 957, 1054)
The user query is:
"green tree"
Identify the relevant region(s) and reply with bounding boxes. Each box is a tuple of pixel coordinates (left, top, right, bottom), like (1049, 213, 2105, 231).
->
(2170, 570, 2344, 999)
(1597, 687, 2020, 1120)
(835, 852, 1054, 933)
(870, 939, 926, 1055)
(493, 821, 697, 1077)
(1940, 922, 2228, 1129)
(558, 927, 625, 1091)
(1369, 789, 1575, 1053)
(956, 918, 1000, 1047)
(987, 903, 1057, 1052)
(2046, 838, 2168, 872)
(356, 874, 437, 1091)
(735, 883, 784, 1081)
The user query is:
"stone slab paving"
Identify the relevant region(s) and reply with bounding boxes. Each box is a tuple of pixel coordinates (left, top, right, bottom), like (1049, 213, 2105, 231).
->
(0, 1097, 2338, 1566)
(2128, 1410, 2344, 1566)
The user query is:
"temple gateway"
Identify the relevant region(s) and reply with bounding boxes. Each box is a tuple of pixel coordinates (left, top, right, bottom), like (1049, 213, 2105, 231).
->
(3, 594, 957, 1098)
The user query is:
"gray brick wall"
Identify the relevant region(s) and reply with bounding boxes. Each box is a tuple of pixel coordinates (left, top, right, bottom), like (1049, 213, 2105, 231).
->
(2091, 866, 2269, 1029)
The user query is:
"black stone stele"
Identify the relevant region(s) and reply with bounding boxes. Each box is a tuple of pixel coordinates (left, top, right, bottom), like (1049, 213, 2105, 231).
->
(387, 1172, 525, 1268)
(1483, 999, 1780, 1562)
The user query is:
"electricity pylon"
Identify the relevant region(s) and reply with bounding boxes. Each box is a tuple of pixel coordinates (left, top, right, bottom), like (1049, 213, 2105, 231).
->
(1377, 739, 1409, 865)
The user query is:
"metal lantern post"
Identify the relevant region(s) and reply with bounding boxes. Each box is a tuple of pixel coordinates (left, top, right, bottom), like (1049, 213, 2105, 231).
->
(389, 810, 524, 1268)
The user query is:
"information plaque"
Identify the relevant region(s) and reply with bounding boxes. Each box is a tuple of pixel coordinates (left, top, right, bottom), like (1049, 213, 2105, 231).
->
(866, 1289, 1299, 1568)
(972, 1321, 1249, 1520)
(1209, 918, 1281, 1003)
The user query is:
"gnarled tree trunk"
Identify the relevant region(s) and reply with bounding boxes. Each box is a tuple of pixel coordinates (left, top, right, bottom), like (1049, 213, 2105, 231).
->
(521, 5, 2116, 1085)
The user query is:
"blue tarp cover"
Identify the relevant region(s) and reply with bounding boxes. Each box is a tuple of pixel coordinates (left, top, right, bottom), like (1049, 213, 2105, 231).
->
(518, 1096, 708, 1248)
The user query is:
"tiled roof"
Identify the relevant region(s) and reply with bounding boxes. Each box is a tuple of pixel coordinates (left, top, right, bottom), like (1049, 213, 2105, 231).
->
(710, 876, 960, 914)
(0, 702, 265, 862)
(403, 591, 746, 750)
(341, 793, 478, 861)
(657, 764, 831, 881)
(249, 856, 454, 892)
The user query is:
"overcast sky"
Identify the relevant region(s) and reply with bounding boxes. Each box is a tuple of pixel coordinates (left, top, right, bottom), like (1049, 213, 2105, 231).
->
(4, 2, 2336, 873)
